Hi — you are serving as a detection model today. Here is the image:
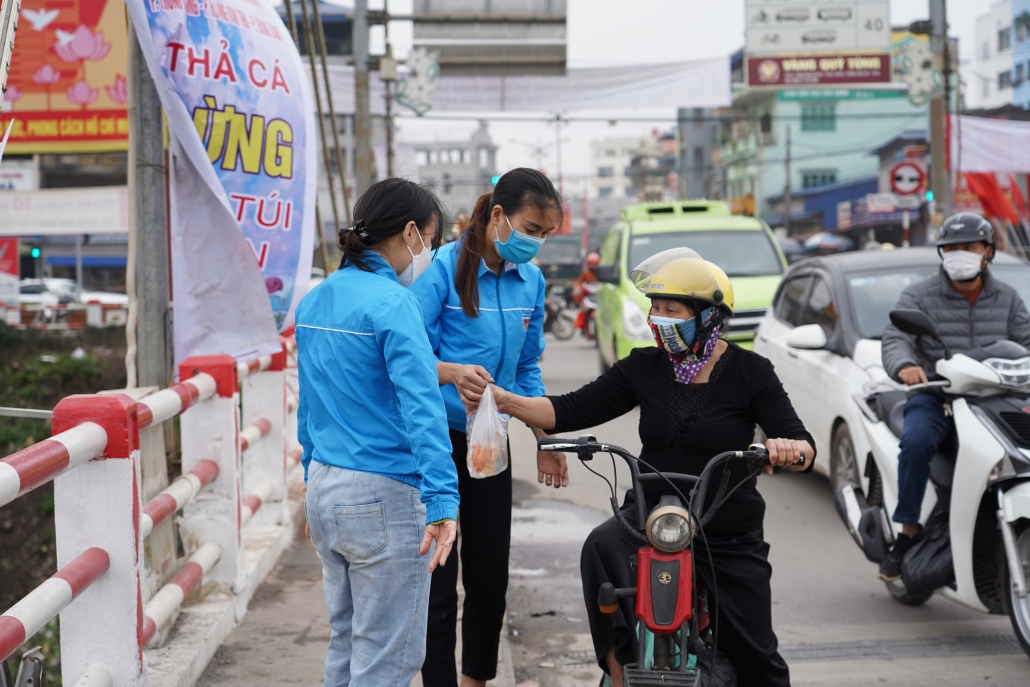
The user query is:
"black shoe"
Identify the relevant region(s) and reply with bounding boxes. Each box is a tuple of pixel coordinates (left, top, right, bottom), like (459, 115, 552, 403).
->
(878, 533, 917, 581)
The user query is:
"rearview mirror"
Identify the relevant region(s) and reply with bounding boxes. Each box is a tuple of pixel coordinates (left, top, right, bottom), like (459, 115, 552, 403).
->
(596, 264, 619, 285)
(786, 324, 827, 350)
(889, 309, 939, 339)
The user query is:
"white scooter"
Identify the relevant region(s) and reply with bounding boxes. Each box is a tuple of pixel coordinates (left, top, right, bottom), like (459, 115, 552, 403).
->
(834, 308, 1030, 658)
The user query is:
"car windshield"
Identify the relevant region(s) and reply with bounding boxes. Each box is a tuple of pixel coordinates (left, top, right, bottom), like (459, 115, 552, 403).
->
(848, 268, 936, 339)
(992, 265, 1030, 310)
(628, 230, 783, 277)
(848, 263, 1030, 340)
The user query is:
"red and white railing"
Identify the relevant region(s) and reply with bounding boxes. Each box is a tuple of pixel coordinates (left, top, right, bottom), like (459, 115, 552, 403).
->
(0, 337, 301, 684)
(0, 548, 110, 662)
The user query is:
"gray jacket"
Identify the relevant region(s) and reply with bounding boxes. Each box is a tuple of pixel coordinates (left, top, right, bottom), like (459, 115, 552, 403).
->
(881, 267, 1030, 381)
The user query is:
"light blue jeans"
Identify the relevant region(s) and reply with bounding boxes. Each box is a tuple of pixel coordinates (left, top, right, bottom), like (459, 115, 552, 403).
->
(306, 461, 432, 687)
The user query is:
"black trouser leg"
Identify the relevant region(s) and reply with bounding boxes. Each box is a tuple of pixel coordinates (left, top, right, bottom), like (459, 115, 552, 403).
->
(580, 504, 790, 687)
(422, 429, 512, 687)
(694, 528, 790, 687)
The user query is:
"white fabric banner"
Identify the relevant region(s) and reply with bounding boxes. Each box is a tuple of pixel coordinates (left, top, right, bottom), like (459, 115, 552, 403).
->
(127, 0, 317, 370)
(0, 186, 129, 236)
(950, 115, 1030, 173)
(318, 57, 731, 115)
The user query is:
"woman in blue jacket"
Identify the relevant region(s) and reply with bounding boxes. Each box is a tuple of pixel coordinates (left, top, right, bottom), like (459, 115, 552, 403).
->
(296, 178, 459, 687)
(411, 168, 568, 687)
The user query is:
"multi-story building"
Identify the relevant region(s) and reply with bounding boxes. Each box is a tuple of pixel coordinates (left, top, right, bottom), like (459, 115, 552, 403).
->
(677, 108, 722, 199)
(1013, 0, 1030, 109)
(717, 48, 928, 233)
(412, 121, 498, 219)
(971, 0, 1016, 110)
(588, 137, 641, 200)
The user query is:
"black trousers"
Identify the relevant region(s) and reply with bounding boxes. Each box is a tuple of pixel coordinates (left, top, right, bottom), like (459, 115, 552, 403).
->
(421, 429, 512, 686)
(580, 502, 791, 687)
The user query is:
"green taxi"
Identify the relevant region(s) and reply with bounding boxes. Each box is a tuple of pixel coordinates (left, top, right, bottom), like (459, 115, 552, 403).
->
(595, 200, 787, 368)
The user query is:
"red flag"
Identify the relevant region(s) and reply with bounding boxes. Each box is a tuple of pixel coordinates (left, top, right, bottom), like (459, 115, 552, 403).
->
(964, 173, 997, 218)
(965, 173, 1020, 224)
(1008, 174, 1029, 221)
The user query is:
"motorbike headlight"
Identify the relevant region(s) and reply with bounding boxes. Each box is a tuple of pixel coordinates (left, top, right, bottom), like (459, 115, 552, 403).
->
(622, 299, 653, 342)
(984, 357, 1030, 387)
(645, 505, 695, 553)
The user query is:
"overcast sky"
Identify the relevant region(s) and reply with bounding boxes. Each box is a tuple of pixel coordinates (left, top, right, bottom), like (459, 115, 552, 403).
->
(309, 0, 993, 190)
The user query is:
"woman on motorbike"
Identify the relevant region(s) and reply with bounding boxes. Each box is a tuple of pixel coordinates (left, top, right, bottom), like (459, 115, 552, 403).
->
(491, 249, 815, 687)
(296, 179, 459, 686)
(408, 168, 570, 687)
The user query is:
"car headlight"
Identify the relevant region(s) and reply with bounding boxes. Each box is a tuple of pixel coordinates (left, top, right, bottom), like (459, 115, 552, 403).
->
(983, 357, 1030, 387)
(622, 299, 653, 342)
(645, 505, 695, 553)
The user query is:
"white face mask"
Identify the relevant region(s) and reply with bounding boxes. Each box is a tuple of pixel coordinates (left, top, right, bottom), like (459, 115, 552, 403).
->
(942, 250, 984, 282)
(398, 230, 431, 287)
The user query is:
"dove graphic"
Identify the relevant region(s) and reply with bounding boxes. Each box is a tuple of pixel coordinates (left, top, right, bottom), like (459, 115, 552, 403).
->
(55, 29, 75, 46)
(22, 8, 59, 32)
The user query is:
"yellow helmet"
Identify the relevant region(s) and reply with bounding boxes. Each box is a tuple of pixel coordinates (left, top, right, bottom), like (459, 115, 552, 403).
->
(704, 260, 734, 316)
(631, 248, 725, 309)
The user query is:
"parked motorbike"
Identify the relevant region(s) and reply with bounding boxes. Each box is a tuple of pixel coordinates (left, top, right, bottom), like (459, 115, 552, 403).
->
(836, 308, 1030, 657)
(575, 282, 600, 342)
(539, 435, 803, 685)
(545, 288, 575, 340)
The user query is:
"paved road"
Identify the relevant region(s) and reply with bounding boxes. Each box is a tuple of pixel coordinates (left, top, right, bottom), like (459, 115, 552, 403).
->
(505, 336, 1030, 687)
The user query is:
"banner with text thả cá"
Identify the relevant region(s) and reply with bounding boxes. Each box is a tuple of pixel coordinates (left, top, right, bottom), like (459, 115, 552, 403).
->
(126, 0, 316, 372)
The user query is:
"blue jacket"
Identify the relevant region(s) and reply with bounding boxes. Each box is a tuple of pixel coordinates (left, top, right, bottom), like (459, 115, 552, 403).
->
(409, 241, 547, 432)
(295, 253, 459, 523)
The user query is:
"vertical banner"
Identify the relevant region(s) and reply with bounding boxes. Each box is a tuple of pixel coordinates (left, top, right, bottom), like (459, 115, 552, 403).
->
(126, 0, 315, 366)
(1, 0, 129, 152)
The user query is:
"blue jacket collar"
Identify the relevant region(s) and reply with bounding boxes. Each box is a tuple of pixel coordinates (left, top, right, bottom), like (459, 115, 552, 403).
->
(346, 251, 400, 284)
(456, 235, 528, 281)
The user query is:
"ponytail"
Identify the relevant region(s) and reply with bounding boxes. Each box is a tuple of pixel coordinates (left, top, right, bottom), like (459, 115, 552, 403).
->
(454, 168, 562, 317)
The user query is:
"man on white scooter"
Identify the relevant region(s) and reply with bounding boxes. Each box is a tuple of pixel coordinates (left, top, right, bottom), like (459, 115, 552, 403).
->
(879, 213, 1030, 581)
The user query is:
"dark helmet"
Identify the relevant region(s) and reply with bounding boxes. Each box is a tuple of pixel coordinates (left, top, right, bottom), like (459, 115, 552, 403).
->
(937, 213, 994, 248)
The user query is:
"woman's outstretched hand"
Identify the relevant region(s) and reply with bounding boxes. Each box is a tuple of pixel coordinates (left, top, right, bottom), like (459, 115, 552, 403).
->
(441, 363, 494, 412)
(537, 449, 569, 488)
(762, 437, 814, 475)
(421, 519, 458, 571)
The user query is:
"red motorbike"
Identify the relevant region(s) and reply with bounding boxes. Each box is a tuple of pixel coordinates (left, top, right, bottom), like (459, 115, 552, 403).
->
(538, 436, 802, 686)
(574, 281, 600, 341)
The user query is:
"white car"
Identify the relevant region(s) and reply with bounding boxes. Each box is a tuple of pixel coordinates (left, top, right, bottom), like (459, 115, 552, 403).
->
(753, 247, 1030, 488)
(18, 278, 129, 306)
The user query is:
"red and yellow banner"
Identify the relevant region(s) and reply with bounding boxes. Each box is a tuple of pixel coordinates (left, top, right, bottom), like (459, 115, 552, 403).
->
(0, 0, 128, 153)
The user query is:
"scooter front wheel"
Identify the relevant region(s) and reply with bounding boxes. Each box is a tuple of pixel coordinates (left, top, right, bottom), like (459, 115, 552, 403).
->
(884, 577, 933, 606)
(1007, 523, 1030, 658)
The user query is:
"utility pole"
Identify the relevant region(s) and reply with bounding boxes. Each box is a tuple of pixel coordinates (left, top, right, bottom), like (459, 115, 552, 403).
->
(382, 43, 397, 177)
(549, 112, 567, 196)
(354, 0, 373, 195)
(126, 22, 170, 389)
(783, 125, 792, 236)
(929, 0, 952, 217)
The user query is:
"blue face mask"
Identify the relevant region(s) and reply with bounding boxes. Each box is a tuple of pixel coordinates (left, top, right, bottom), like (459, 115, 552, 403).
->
(649, 315, 697, 357)
(494, 215, 545, 264)
(649, 306, 719, 358)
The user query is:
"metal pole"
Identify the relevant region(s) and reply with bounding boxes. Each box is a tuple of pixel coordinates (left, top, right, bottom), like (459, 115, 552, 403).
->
(298, 0, 342, 240)
(126, 22, 171, 389)
(784, 125, 792, 236)
(354, 0, 373, 195)
(902, 209, 911, 248)
(929, 0, 952, 217)
(309, 0, 354, 226)
(554, 113, 563, 196)
(74, 235, 83, 290)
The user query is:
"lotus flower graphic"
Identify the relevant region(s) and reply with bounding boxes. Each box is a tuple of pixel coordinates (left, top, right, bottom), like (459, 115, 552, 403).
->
(32, 65, 62, 110)
(55, 25, 111, 64)
(32, 64, 61, 85)
(67, 80, 98, 110)
(2, 85, 22, 112)
(105, 75, 127, 104)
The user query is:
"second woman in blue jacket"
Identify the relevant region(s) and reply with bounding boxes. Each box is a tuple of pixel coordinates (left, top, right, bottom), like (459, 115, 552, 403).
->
(411, 168, 568, 687)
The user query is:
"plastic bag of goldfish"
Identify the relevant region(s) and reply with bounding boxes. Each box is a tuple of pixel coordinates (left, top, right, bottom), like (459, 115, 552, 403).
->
(465, 385, 510, 478)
